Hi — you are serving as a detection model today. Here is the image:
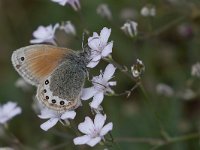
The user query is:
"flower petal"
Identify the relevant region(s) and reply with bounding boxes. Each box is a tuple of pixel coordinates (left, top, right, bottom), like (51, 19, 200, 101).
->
(40, 118, 59, 131)
(100, 122, 113, 136)
(94, 114, 106, 130)
(101, 42, 113, 57)
(81, 87, 96, 100)
(73, 135, 91, 145)
(86, 137, 101, 147)
(91, 55, 101, 62)
(100, 27, 111, 45)
(61, 111, 76, 120)
(90, 92, 104, 109)
(108, 81, 117, 86)
(38, 108, 57, 119)
(103, 64, 116, 81)
(78, 117, 94, 134)
(87, 60, 100, 68)
(88, 37, 100, 50)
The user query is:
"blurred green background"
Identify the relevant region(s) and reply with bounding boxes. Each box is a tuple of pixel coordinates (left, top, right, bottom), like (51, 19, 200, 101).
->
(0, 0, 200, 149)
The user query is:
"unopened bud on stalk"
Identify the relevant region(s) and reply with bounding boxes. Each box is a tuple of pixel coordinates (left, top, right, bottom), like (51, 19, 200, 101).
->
(121, 20, 138, 37)
(131, 59, 145, 78)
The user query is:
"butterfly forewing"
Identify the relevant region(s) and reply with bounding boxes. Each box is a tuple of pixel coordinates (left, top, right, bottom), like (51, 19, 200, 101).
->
(11, 44, 72, 86)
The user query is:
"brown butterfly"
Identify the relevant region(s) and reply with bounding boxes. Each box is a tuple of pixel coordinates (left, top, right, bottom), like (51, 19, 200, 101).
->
(11, 44, 90, 112)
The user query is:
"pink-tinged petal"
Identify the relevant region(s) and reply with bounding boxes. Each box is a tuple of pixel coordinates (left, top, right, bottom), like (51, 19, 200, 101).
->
(81, 87, 96, 100)
(87, 60, 100, 68)
(73, 135, 91, 145)
(9, 107, 22, 119)
(86, 137, 101, 147)
(108, 81, 117, 86)
(40, 118, 59, 131)
(30, 39, 44, 44)
(61, 111, 76, 120)
(33, 26, 47, 38)
(101, 42, 113, 57)
(103, 64, 116, 81)
(78, 117, 94, 134)
(53, 23, 59, 33)
(88, 38, 100, 50)
(100, 27, 111, 45)
(69, 0, 81, 11)
(92, 55, 101, 62)
(94, 114, 106, 130)
(38, 109, 57, 119)
(90, 92, 104, 109)
(100, 122, 113, 136)
(92, 32, 99, 37)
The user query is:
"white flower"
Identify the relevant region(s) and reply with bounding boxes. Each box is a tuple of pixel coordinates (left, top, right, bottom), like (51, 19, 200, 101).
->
(73, 114, 113, 147)
(121, 20, 138, 37)
(81, 64, 116, 109)
(96, 4, 112, 20)
(191, 62, 200, 77)
(156, 83, 174, 97)
(30, 24, 59, 45)
(38, 108, 76, 131)
(87, 27, 113, 68)
(51, 0, 81, 11)
(140, 6, 156, 17)
(0, 102, 22, 124)
(60, 21, 76, 36)
(15, 78, 32, 92)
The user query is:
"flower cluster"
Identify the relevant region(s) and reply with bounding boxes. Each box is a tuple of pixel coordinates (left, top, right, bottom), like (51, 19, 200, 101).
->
(29, 26, 116, 147)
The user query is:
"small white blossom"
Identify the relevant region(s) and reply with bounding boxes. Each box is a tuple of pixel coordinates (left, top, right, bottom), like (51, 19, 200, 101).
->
(0, 102, 22, 124)
(156, 83, 174, 97)
(178, 89, 196, 101)
(121, 20, 138, 37)
(140, 6, 156, 17)
(30, 24, 59, 45)
(191, 62, 200, 77)
(15, 78, 32, 92)
(73, 114, 113, 147)
(60, 21, 76, 36)
(81, 64, 116, 109)
(97, 4, 112, 20)
(38, 108, 76, 131)
(51, 0, 80, 11)
(87, 27, 113, 68)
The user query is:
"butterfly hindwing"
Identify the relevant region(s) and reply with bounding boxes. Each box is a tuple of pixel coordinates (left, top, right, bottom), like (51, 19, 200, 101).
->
(36, 60, 85, 111)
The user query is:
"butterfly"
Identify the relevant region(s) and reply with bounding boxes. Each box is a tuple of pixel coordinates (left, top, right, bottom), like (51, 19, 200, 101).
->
(11, 44, 90, 112)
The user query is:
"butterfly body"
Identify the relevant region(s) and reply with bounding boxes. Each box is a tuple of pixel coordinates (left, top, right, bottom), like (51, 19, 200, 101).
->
(11, 44, 90, 112)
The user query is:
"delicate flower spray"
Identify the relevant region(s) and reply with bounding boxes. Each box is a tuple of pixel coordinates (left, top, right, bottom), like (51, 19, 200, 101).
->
(12, 0, 145, 149)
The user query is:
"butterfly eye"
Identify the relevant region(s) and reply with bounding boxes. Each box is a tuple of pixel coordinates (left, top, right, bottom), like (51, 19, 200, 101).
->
(60, 101, 65, 105)
(20, 57, 25, 61)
